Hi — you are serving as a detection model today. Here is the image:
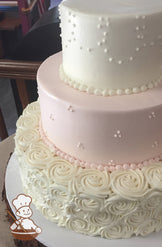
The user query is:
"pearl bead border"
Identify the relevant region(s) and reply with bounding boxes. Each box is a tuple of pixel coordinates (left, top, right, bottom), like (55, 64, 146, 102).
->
(59, 65, 162, 96)
(40, 121, 162, 172)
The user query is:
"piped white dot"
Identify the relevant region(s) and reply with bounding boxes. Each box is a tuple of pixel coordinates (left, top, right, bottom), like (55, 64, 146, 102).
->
(118, 60, 122, 65)
(99, 16, 104, 21)
(97, 24, 102, 29)
(67, 105, 75, 112)
(103, 31, 108, 36)
(114, 130, 122, 138)
(148, 112, 156, 119)
(152, 141, 158, 148)
(77, 142, 84, 149)
(108, 57, 113, 62)
(102, 38, 106, 43)
(49, 114, 54, 121)
(97, 41, 102, 46)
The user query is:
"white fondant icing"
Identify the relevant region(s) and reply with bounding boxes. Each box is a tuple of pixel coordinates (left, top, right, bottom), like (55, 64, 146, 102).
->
(59, 0, 162, 93)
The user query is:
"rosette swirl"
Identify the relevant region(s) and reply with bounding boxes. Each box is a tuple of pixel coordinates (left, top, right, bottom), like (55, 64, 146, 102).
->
(16, 114, 39, 130)
(23, 101, 40, 115)
(143, 164, 162, 190)
(71, 169, 110, 197)
(15, 128, 40, 153)
(47, 157, 78, 186)
(49, 188, 68, 202)
(40, 206, 60, 222)
(106, 199, 139, 216)
(66, 217, 99, 236)
(73, 196, 103, 212)
(100, 223, 134, 239)
(24, 141, 54, 169)
(125, 210, 150, 227)
(135, 219, 161, 236)
(65, 204, 86, 219)
(21, 168, 49, 197)
(89, 211, 116, 227)
(111, 169, 148, 200)
(141, 191, 162, 211)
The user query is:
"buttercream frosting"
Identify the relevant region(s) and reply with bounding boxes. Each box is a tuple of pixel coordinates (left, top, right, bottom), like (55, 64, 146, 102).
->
(15, 102, 162, 239)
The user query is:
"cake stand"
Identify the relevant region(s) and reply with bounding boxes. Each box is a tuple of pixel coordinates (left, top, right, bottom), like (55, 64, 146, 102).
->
(5, 153, 162, 247)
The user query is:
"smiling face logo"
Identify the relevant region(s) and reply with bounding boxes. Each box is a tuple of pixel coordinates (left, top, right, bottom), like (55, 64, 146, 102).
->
(9, 194, 42, 241)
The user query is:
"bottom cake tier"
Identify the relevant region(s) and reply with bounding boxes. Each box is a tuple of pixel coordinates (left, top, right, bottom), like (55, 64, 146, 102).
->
(14, 101, 162, 239)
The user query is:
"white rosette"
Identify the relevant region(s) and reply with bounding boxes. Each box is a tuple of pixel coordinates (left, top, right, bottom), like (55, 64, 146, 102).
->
(23, 101, 40, 116)
(111, 169, 148, 200)
(100, 223, 134, 239)
(143, 164, 162, 190)
(24, 141, 54, 169)
(15, 128, 40, 154)
(106, 199, 139, 216)
(72, 196, 104, 213)
(125, 210, 150, 228)
(141, 191, 162, 213)
(21, 167, 49, 201)
(70, 168, 110, 197)
(88, 211, 117, 227)
(48, 187, 69, 202)
(135, 219, 161, 236)
(65, 204, 86, 219)
(47, 157, 78, 186)
(39, 205, 61, 223)
(66, 217, 99, 236)
(16, 113, 39, 131)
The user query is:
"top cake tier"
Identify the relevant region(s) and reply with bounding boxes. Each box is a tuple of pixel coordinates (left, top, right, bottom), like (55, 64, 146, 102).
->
(59, 0, 162, 96)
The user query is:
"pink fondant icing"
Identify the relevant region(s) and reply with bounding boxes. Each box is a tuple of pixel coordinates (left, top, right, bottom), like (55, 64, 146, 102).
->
(39, 120, 162, 171)
(37, 52, 162, 169)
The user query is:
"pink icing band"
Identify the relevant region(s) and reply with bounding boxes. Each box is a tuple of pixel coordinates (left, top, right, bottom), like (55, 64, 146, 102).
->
(39, 121, 162, 172)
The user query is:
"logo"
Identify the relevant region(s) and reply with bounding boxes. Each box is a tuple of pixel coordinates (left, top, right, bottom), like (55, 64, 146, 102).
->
(7, 194, 42, 241)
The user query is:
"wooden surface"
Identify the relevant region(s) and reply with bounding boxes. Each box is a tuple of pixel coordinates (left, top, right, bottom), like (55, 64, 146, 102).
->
(0, 60, 41, 80)
(0, 59, 41, 111)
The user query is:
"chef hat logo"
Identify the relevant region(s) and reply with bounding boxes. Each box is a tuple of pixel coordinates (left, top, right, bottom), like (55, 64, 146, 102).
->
(12, 194, 32, 211)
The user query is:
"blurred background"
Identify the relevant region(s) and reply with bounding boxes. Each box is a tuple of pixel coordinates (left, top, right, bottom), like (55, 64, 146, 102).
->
(0, 0, 62, 139)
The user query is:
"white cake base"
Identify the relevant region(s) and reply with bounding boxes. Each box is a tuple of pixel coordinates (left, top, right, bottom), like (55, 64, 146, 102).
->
(5, 153, 162, 247)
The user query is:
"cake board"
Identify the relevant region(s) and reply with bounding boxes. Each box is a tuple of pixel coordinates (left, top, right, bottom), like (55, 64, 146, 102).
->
(5, 153, 162, 247)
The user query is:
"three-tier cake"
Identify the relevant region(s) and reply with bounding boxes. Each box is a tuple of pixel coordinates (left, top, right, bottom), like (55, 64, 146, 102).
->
(15, 0, 162, 239)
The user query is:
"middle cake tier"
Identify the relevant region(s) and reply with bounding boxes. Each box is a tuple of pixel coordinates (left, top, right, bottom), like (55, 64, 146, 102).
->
(37, 52, 162, 169)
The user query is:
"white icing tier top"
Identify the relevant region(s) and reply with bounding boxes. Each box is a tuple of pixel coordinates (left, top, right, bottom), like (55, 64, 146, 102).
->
(59, 0, 162, 95)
